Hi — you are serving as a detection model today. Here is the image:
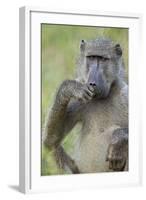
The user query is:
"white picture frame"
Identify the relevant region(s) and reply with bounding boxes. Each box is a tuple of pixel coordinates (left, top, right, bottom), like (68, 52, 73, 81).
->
(19, 6, 142, 194)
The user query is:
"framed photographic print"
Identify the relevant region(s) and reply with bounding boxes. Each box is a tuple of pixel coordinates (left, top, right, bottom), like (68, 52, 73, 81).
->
(19, 7, 142, 193)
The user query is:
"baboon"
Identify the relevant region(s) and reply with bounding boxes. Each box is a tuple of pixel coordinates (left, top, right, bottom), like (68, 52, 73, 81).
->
(43, 37, 128, 174)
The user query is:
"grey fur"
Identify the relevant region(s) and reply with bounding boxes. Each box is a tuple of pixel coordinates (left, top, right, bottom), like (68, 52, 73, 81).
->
(43, 37, 128, 174)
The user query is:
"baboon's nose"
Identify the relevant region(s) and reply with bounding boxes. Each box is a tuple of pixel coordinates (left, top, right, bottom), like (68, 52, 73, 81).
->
(89, 82, 96, 87)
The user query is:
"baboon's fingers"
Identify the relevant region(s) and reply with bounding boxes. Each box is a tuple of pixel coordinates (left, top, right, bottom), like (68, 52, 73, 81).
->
(109, 161, 113, 169)
(87, 84, 95, 92)
(108, 157, 126, 171)
(112, 160, 118, 169)
(85, 88, 95, 97)
(83, 93, 92, 101)
(109, 160, 117, 170)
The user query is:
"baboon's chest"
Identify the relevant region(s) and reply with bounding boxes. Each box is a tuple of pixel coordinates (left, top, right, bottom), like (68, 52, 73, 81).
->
(73, 101, 120, 173)
(83, 100, 117, 133)
(72, 94, 128, 173)
(82, 95, 127, 134)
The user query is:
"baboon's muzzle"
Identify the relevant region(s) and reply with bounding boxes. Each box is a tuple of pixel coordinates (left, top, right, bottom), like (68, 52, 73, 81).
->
(88, 65, 108, 98)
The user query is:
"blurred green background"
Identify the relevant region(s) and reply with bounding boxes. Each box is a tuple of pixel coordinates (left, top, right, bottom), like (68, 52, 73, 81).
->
(41, 24, 128, 176)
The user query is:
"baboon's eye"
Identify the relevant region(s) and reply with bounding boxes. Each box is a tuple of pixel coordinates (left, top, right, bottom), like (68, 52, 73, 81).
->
(88, 55, 96, 60)
(101, 57, 110, 61)
(87, 55, 109, 61)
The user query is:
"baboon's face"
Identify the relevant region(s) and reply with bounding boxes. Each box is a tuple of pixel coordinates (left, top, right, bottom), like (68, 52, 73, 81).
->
(86, 54, 114, 98)
(80, 39, 122, 99)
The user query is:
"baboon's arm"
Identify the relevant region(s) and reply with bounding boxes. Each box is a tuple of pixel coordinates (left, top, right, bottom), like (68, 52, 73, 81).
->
(55, 146, 80, 174)
(43, 80, 82, 149)
(43, 79, 94, 148)
(43, 80, 85, 173)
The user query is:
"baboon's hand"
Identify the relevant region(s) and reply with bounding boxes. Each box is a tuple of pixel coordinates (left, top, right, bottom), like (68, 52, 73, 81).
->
(106, 135, 128, 171)
(72, 82, 95, 103)
(60, 80, 95, 103)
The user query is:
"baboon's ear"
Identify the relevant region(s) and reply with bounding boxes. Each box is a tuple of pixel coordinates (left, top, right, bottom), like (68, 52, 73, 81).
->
(80, 39, 86, 52)
(114, 44, 122, 57)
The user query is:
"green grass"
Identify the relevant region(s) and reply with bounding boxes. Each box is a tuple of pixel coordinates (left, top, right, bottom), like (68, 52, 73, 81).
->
(41, 24, 128, 176)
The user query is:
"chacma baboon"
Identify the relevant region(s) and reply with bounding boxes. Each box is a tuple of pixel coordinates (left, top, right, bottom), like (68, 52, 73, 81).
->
(43, 37, 128, 174)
